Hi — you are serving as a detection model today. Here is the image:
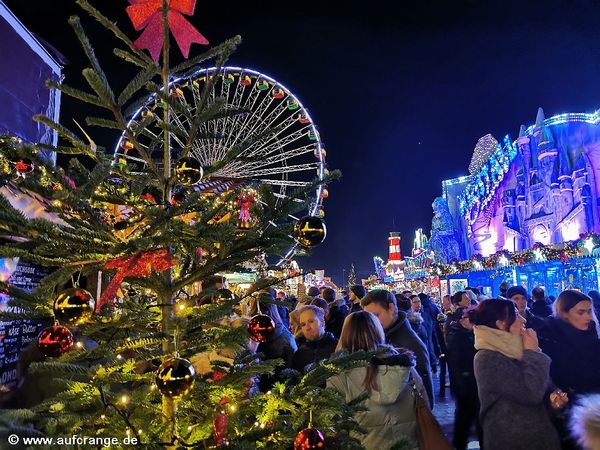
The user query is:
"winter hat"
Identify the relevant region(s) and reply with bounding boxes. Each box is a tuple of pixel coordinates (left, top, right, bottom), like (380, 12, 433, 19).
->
(350, 285, 367, 300)
(506, 285, 527, 299)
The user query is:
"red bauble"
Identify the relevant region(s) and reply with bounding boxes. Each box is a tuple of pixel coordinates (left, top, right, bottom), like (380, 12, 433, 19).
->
(37, 326, 74, 357)
(15, 158, 35, 174)
(248, 314, 275, 343)
(294, 427, 325, 450)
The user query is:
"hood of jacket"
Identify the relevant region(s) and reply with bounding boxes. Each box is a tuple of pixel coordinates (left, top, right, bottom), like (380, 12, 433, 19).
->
(406, 311, 424, 326)
(384, 311, 408, 337)
(330, 351, 415, 406)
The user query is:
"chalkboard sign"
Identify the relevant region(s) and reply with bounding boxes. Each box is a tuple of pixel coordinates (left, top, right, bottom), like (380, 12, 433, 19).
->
(0, 258, 50, 391)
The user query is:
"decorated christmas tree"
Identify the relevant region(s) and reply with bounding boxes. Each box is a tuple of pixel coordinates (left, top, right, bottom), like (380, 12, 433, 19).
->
(0, 1, 378, 448)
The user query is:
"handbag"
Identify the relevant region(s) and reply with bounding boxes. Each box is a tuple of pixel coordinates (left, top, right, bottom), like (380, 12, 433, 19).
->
(410, 376, 452, 450)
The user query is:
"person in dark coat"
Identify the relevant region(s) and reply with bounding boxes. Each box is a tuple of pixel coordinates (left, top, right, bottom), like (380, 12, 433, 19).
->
(538, 290, 600, 449)
(507, 285, 545, 331)
(322, 287, 348, 338)
(445, 307, 482, 450)
(361, 289, 434, 407)
(468, 298, 561, 450)
(348, 285, 366, 313)
(256, 301, 297, 391)
(291, 305, 337, 372)
(588, 290, 600, 320)
(531, 287, 553, 318)
(418, 293, 442, 372)
(395, 293, 428, 346)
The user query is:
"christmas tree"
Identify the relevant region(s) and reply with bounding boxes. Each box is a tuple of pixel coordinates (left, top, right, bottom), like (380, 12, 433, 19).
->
(0, 1, 379, 448)
(347, 264, 357, 289)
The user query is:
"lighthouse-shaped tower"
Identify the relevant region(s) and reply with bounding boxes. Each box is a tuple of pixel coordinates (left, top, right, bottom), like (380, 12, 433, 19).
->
(388, 232, 402, 266)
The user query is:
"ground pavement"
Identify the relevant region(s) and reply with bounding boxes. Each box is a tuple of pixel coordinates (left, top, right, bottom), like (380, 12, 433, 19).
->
(432, 371, 481, 450)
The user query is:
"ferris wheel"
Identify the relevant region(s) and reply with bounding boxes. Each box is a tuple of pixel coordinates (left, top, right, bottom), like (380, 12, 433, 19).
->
(114, 66, 328, 263)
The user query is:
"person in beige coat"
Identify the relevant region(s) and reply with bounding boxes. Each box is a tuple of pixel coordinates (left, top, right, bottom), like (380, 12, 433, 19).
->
(327, 311, 427, 450)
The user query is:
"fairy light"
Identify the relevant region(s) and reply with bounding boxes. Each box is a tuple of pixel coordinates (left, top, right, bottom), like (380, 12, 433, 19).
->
(469, 134, 498, 175)
(228, 404, 237, 413)
(120, 395, 129, 404)
(585, 237, 595, 253)
(76, 341, 84, 349)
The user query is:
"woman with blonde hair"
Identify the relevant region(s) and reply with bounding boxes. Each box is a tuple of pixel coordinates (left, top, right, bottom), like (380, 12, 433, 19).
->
(326, 311, 427, 450)
(538, 290, 600, 449)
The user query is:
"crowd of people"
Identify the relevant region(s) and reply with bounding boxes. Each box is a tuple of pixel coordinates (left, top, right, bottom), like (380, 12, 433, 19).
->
(12, 280, 600, 450)
(252, 283, 600, 450)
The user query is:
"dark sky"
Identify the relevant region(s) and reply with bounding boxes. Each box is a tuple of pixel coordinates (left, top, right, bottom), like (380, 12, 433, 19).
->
(5, 0, 600, 285)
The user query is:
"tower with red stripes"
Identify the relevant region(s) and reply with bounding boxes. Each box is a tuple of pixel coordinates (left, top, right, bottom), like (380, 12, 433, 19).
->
(388, 232, 402, 265)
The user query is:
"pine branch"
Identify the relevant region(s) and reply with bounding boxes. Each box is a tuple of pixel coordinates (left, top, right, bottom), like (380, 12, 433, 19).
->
(28, 361, 90, 376)
(46, 80, 104, 107)
(33, 115, 97, 159)
(118, 66, 160, 106)
(113, 48, 149, 68)
(85, 116, 122, 130)
(76, 0, 155, 66)
(82, 67, 116, 106)
(172, 35, 242, 76)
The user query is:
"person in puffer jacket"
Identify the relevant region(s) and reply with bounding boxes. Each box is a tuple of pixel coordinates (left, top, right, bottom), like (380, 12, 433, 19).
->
(327, 311, 427, 450)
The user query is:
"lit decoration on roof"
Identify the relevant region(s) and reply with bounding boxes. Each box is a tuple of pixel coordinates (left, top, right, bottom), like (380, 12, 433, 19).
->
(468, 134, 498, 175)
(458, 135, 518, 226)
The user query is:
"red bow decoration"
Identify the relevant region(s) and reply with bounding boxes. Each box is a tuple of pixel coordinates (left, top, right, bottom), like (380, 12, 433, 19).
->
(126, 0, 209, 62)
(97, 248, 176, 312)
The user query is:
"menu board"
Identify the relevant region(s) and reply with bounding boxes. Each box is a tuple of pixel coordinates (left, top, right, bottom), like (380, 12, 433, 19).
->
(0, 258, 50, 391)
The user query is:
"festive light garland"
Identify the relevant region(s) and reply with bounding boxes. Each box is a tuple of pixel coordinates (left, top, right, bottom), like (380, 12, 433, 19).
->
(468, 134, 498, 175)
(459, 135, 518, 226)
(429, 233, 600, 276)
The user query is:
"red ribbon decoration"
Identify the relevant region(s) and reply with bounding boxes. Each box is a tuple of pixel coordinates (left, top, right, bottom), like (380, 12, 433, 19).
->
(97, 248, 176, 312)
(237, 193, 254, 224)
(126, 0, 209, 62)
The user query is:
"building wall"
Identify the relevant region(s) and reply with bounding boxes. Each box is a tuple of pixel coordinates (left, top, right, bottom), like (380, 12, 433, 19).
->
(455, 111, 600, 256)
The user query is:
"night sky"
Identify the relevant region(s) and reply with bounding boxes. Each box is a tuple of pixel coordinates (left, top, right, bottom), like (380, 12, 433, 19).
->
(5, 0, 600, 286)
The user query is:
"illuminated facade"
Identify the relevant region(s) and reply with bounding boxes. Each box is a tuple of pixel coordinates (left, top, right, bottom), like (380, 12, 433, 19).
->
(451, 108, 600, 257)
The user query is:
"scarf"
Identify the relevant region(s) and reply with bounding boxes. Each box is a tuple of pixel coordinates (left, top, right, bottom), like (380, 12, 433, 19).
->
(474, 325, 524, 360)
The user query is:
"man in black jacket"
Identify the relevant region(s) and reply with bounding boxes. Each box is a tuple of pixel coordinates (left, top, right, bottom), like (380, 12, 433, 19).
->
(348, 285, 366, 313)
(291, 305, 338, 372)
(531, 286, 553, 318)
(361, 289, 434, 406)
(507, 285, 545, 330)
(446, 309, 482, 450)
(322, 287, 348, 338)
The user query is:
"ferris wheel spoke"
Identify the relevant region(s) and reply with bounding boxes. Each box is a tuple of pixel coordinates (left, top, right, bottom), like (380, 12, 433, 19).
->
(243, 144, 317, 168)
(257, 179, 313, 187)
(232, 162, 321, 178)
(226, 79, 277, 150)
(246, 126, 312, 159)
(220, 75, 263, 149)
